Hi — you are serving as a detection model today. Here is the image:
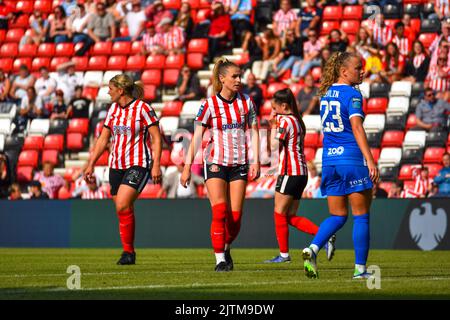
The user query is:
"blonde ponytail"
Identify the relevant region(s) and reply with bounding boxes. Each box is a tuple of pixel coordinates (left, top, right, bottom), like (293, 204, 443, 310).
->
(132, 81, 144, 100)
(212, 57, 239, 95)
(109, 74, 144, 99)
(318, 51, 358, 97)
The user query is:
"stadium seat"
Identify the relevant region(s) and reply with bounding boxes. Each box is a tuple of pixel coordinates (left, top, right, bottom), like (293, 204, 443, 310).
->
(0, 134, 4, 152)
(41, 149, 59, 166)
(16, 166, 34, 183)
(57, 185, 72, 200)
(50, 57, 70, 71)
(37, 43, 55, 57)
(379, 165, 399, 182)
(141, 69, 162, 86)
(304, 132, 319, 148)
(72, 56, 88, 71)
(13, 57, 32, 72)
(313, 147, 323, 172)
(48, 119, 68, 135)
(322, 6, 342, 20)
(67, 118, 89, 136)
(260, 100, 272, 116)
(387, 97, 409, 115)
(16, 1, 34, 13)
(28, 119, 50, 135)
(423, 147, 446, 164)
(399, 164, 421, 180)
(160, 149, 174, 167)
(267, 82, 288, 99)
(0, 58, 13, 73)
(180, 100, 202, 118)
(91, 42, 112, 55)
(406, 114, 417, 130)
(4, 134, 24, 151)
(420, 19, 440, 33)
(31, 57, 50, 71)
(111, 41, 131, 55)
(390, 81, 412, 97)
(18, 44, 38, 57)
(370, 82, 390, 98)
(63, 166, 80, 182)
(161, 101, 183, 117)
(196, 8, 211, 23)
(187, 53, 204, 70)
(9, 13, 30, 29)
(44, 134, 64, 152)
(82, 86, 99, 100)
(401, 147, 424, 164)
(367, 131, 382, 148)
(381, 130, 405, 148)
(164, 54, 185, 69)
(143, 84, 157, 101)
(66, 132, 84, 151)
(126, 55, 145, 70)
(427, 163, 443, 179)
(379, 181, 393, 194)
(343, 5, 363, 20)
(385, 113, 406, 131)
(320, 21, 340, 35)
(404, 3, 420, 18)
(130, 41, 142, 54)
(83, 71, 103, 87)
(107, 55, 127, 70)
(159, 117, 180, 136)
(55, 43, 74, 56)
(403, 130, 427, 149)
(162, 0, 181, 9)
(23, 135, 44, 151)
(234, 51, 250, 65)
(411, 82, 424, 97)
(426, 131, 447, 147)
(102, 70, 122, 85)
(34, 0, 53, 14)
(187, 39, 209, 54)
(18, 150, 39, 168)
(88, 55, 108, 70)
(0, 30, 4, 42)
(163, 69, 180, 86)
(303, 115, 321, 132)
(340, 20, 360, 35)
(383, 4, 401, 19)
(146, 54, 166, 69)
(5, 28, 25, 43)
(418, 33, 438, 48)
(301, 146, 314, 162)
(311, 67, 322, 81)
(363, 114, 385, 133)
(359, 81, 370, 99)
(366, 98, 388, 114)
(139, 183, 163, 199)
(371, 148, 380, 164)
(95, 150, 109, 166)
(378, 147, 402, 166)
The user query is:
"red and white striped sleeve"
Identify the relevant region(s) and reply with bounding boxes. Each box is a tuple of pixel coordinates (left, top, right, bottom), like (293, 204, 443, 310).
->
(103, 103, 117, 129)
(141, 102, 159, 127)
(195, 100, 211, 127)
(276, 117, 289, 141)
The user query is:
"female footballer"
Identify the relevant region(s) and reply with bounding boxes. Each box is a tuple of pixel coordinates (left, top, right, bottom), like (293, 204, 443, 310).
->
(180, 58, 261, 272)
(84, 74, 162, 265)
(302, 52, 379, 279)
(264, 88, 335, 263)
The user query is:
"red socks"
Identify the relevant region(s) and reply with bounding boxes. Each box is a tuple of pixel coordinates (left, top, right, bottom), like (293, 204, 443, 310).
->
(225, 210, 242, 245)
(274, 212, 289, 253)
(288, 216, 319, 235)
(117, 208, 135, 253)
(211, 203, 227, 253)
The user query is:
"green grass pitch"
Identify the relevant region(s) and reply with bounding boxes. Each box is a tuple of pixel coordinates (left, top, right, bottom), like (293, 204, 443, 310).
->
(0, 248, 449, 299)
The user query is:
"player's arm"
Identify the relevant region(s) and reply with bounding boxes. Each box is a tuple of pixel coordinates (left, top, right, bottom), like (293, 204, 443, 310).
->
(84, 126, 111, 182)
(149, 124, 162, 184)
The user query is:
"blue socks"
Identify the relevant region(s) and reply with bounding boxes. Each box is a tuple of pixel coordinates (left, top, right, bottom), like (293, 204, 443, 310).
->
(353, 213, 370, 266)
(311, 215, 347, 250)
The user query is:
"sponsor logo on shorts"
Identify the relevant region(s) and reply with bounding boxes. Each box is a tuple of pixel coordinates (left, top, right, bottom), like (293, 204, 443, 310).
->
(349, 177, 370, 187)
(209, 164, 220, 173)
(327, 146, 345, 156)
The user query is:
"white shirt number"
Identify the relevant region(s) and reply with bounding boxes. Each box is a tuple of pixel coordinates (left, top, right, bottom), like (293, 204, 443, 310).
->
(321, 100, 344, 133)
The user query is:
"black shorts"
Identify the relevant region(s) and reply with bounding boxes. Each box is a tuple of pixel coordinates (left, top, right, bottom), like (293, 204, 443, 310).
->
(275, 175, 308, 200)
(203, 163, 249, 183)
(109, 166, 151, 196)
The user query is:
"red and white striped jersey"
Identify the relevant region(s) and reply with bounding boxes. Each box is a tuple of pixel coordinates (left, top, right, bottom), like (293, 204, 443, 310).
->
(81, 188, 109, 199)
(275, 114, 307, 176)
(413, 176, 433, 197)
(427, 65, 450, 92)
(436, 0, 450, 18)
(392, 36, 410, 57)
(373, 25, 393, 47)
(142, 32, 162, 51)
(413, 53, 426, 69)
(195, 93, 258, 166)
(159, 26, 185, 51)
(104, 99, 159, 170)
(255, 176, 277, 191)
(273, 9, 297, 36)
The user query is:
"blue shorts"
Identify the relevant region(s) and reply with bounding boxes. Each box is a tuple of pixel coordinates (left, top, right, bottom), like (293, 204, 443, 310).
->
(321, 165, 373, 196)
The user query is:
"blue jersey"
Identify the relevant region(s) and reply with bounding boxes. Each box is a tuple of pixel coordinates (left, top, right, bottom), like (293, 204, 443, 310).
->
(320, 84, 365, 167)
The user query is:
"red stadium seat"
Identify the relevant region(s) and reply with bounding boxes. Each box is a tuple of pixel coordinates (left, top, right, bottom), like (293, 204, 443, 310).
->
(67, 118, 89, 136)
(260, 100, 272, 116)
(259, 83, 268, 99)
(143, 85, 157, 101)
(371, 148, 380, 164)
(91, 42, 112, 55)
(311, 67, 322, 81)
(55, 43, 74, 56)
(320, 21, 340, 35)
(304, 147, 316, 162)
(50, 57, 70, 71)
(141, 69, 162, 86)
(0, 43, 18, 57)
(0, 58, 13, 72)
(379, 181, 393, 194)
(340, 20, 361, 35)
(162, 0, 181, 9)
(23, 135, 44, 151)
(111, 41, 131, 55)
(0, 30, 5, 42)
(88, 55, 108, 70)
(31, 57, 50, 71)
(267, 82, 288, 98)
(126, 55, 145, 70)
(95, 150, 109, 166)
(234, 51, 250, 66)
(57, 185, 72, 199)
(160, 149, 174, 166)
(304, 132, 320, 148)
(13, 57, 32, 72)
(426, 164, 443, 179)
(41, 149, 59, 166)
(16, 166, 34, 183)
(66, 132, 84, 151)
(107, 55, 127, 69)
(165, 54, 185, 69)
(399, 164, 421, 180)
(82, 86, 99, 100)
(44, 134, 64, 152)
(34, 0, 53, 13)
(418, 33, 438, 48)
(187, 39, 208, 54)
(163, 69, 180, 86)
(424, 147, 446, 164)
(9, 14, 29, 29)
(18, 43, 37, 57)
(189, 0, 200, 9)
(16, 1, 33, 13)
(187, 52, 204, 70)
(130, 41, 142, 54)
(410, 18, 421, 33)
(161, 101, 183, 117)
(381, 130, 405, 148)
(37, 43, 55, 57)
(146, 54, 166, 69)
(18, 150, 39, 167)
(5, 28, 25, 43)
(289, 83, 304, 97)
(119, 26, 129, 37)
(196, 9, 211, 22)
(64, 167, 80, 182)
(406, 114, 417, 130)
(322, 6, 342, 21)
(198, 0, 211, 9)
(342, 5, 363, 20)
(72, 56, 88, 71)
(367, 97, 388, 114)
(384, 19, 400, 29)
(139, 183, 163, 199)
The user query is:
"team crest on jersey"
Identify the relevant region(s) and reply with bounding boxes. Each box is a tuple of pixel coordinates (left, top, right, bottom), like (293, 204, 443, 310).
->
(278, 128, 286, 134)
(352, 97, 362, 109)
(209, 164, 220, 173)
(197, 105, 205, 118)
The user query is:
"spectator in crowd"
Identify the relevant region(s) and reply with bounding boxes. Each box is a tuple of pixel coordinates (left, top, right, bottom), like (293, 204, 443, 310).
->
(80, 177, 109, 199)
(0, 153, 11, 199)
(370, 13, 393, 48)
(35, 67, 57, 105)
(174, 0, 194, 38)
(303, 161, 320, 199)
(114, 0, 146, 42)
(363, 50, 383, 83)
(33, 162, 66, 199)
(327, 29, 348, 53)
(0, 0, 15, 30)
(242, 73, 263, 116)
(353, 26, 377, 62)
(272, 0, 297, 40)
(88, 1, 116, 42)
(432, 1, 450, 20)
(310, 175, 325, 198)
(8, 183, 22, 200)
(388, 181, 404, 198)
(413, 167, 433, 198)
(290, 29, 323, 82)
(372, 182, 388, 199)
(296, 0, 322, 38)
(9, 65, 36, 102)
(0, 70, 10, 102)
(380, 42, 405, 83)
(296, 74, 319, 115)
(69, 3, 94, 56)
(29, 180, 49, 200)
(208, 1, 232, 63)
(49, 5, 72, 43)
(83, 0, 97, 14)
(67, 85, 91, 119)
(401, 14, 418, 44)
(54, 61, 83, 103)
(433, 153, 450, 197)
(320, 46, 331, 69)
(141, 21, 163, 55)
(271, 29, 304, 80)
(248, 175, 277, 198)
(16, 87, 47, 131)
(252, 28, 281, 81)
(430, 20, 450, 56)
(157, 164, 204, 198)
(404, 40, 430, 83)
(20, 10, 50, 46)
(241, 30, 263, 72)
(175, 65, 201, 102)
(50, 90, 69, 120)
(61, 0, 77, 16)
(415, 87, 450, 132)
(230, 0, 252, 46)
(158, 18, 186, 55)
(430, 39, 450, 72)
(145, 0, 173, 33)
(426, 52, 450, 100)
(392, 21, 410, 57)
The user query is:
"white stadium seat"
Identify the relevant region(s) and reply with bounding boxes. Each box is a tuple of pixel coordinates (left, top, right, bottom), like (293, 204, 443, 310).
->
(358, 82, 370, 99)
(403, 130, 427, 149)
(378, 147, 402, 166)
(387, 96, 409, 115)
(363, 114, 385, 133)
(0, 103, 17, 120)
(181, 100, 202, 118)
(0, 119, 12, 135)
(303, 115, 322, 132)
(96, 86, 111, 103)
(0, 133, 5, 152)
(390, 81, 412, 97)
(28, 119, 50, 136)
(102, 70, 122, 86)
(159, 116, 179, 136)
(83, 71, 104, 87)
(313, 147, 323, 173)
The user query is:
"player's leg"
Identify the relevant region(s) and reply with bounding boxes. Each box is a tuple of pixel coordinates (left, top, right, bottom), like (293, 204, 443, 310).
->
(348, 189, 372, 279)
(287, 200, 319, 236)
